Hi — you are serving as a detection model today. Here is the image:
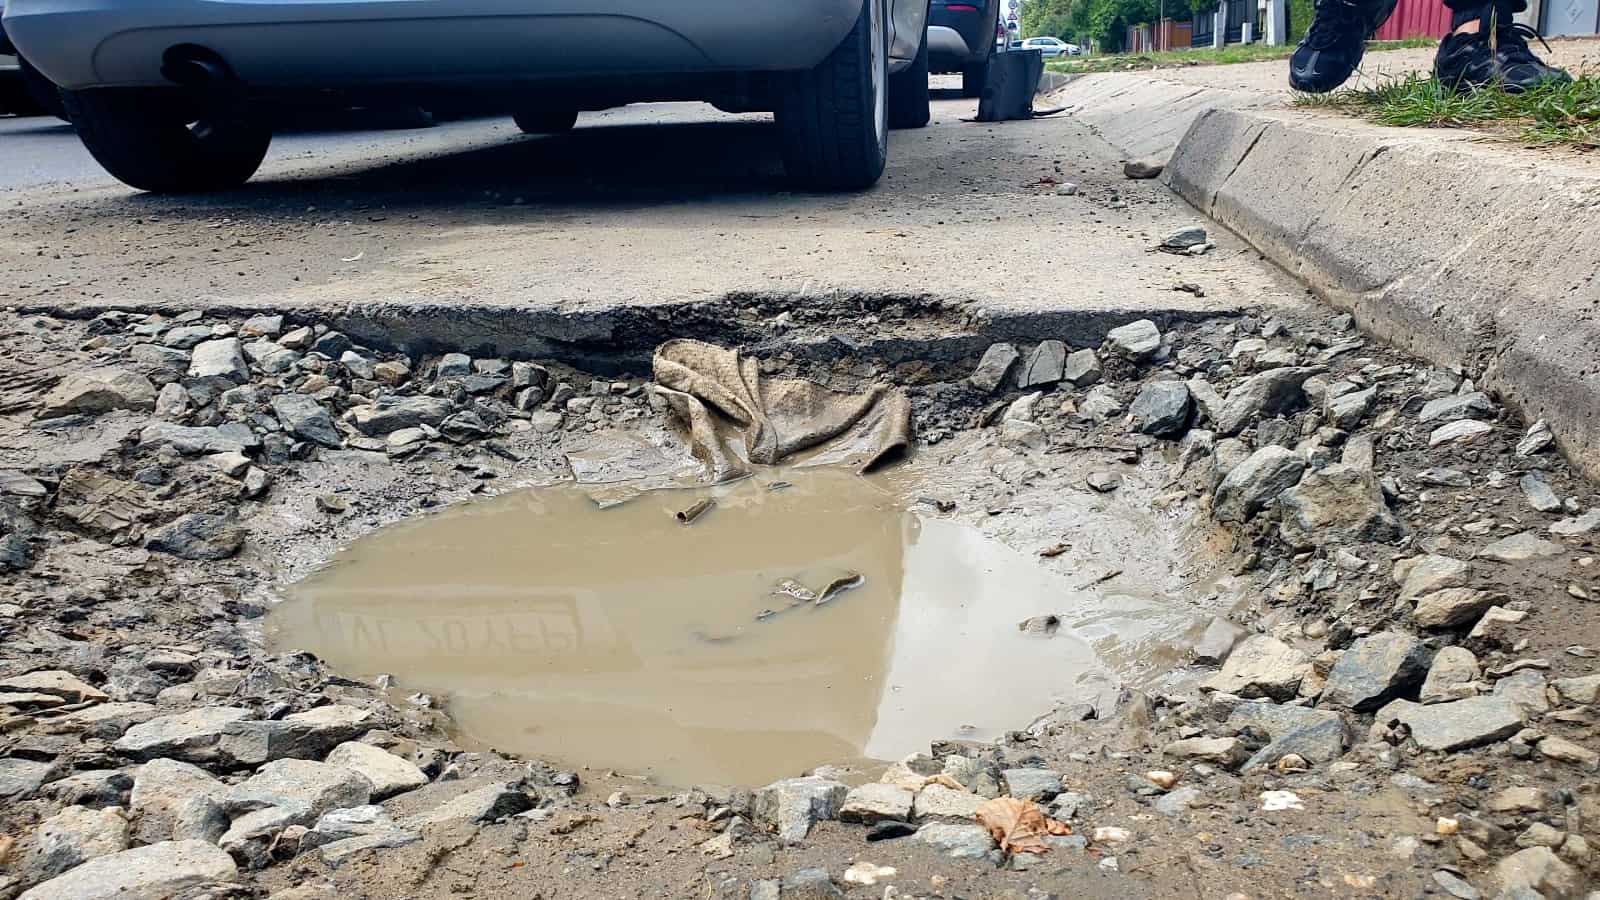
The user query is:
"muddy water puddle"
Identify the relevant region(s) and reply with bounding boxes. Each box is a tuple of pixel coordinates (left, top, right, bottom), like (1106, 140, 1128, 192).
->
(270, 468, 1197, 786)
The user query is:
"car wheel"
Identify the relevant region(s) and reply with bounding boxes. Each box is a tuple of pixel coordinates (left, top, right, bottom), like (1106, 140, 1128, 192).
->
(887, 8, 931, 130)
(19, 56, 67, 120)
(776, 0, 888, 191)
(61, 89, 270, 193)
(961, 44, 993, 99)
(513, 108, 579, 135)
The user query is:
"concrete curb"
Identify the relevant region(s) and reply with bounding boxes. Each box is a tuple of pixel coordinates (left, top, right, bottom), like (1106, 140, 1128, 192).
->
(1051, 73, 1600, 479)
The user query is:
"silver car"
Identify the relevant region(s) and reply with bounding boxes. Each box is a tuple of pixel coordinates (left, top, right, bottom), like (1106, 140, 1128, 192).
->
(4, 0, 933, 192)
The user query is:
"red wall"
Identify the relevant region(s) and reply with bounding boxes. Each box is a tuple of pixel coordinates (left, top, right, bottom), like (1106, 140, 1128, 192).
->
(1374, 0, 1451, 40)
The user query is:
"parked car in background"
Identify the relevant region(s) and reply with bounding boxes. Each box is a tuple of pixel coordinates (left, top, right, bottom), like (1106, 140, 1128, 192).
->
(1020, 36, 1078, 58)
(3, 0, 932, 193)
(0, 6, 61, 117)
(928, 0, 1003, 98)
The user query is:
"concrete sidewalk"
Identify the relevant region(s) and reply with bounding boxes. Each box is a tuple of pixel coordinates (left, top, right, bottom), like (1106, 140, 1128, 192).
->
(1045, 40, 1600, 478)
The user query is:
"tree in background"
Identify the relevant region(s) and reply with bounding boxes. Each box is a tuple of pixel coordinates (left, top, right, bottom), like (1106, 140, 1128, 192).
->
(1022, 0, 1195, 52)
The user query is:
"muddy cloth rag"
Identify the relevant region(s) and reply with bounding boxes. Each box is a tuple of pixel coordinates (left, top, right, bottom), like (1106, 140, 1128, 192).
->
(651, 339, 912, 483)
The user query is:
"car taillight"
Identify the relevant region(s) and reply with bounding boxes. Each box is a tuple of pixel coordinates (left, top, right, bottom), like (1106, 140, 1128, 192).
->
(947, 3, 979, 10)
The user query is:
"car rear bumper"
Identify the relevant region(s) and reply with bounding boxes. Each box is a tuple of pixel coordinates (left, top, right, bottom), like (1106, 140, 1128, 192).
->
(927, 1, 989, 68)
(3, 0, 864, 91)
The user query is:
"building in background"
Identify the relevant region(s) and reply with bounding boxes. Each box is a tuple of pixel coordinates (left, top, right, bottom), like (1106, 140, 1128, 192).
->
(1197, 0, 1595, 44)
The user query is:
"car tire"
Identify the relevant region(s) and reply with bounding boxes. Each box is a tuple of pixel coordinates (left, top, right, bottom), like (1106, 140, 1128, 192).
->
(961, 45, 993, 99)
(513, 108, 579, 134)
(61, 89, 271, 193)
(776, 0, 888, 191)
(19, 56, 67, 120)
(887, 10, 930, 130)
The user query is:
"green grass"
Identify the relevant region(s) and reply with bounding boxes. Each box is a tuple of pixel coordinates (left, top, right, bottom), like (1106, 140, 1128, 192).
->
(1292, 72, 1600, 148)
(1044, 37, 1435, 75)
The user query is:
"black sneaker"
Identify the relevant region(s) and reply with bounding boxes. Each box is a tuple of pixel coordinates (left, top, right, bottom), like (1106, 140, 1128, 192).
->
(1289, 0, 1399, 93)
(1434, 5, 1571, 93)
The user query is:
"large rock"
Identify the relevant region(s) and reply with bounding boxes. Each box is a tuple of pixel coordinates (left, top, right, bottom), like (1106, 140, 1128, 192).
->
(1062, 349, 1102, 387)
(217, 705, 373, 766)
(324, 742, 427, 800)
(348, 395, 454, 436)
(302, 805, 407, 850)
(1429, 420, 1494, 447)
(37, 369, 157, 420)
(1213, 367, 1321, 436)
(1232, 704, 1346, 770)
(1320, 632, 1430, 711)
(1128, 381, 1192, 437)
(1413, 588, 1498, 629)
(1374, 696, 1524, 751)
(187, 338, 250, 383)
(1278, 464, 1404, 550)
(1163, 737, 1247, 768)
(1479, 531, 1567, 562)
(753, 777, 847, 842)
(1001, 768, 1062, 802)
(1419, 391, 1496, 424)
(114, 707, 252, 762)
(0, 758, 52, 800)
(271, 395, 342, 448)
(1104, 319, 1161, 360)
(129, 759, 228, 844)
(144, 513, 244, 561)
(839, 783, 913, 824)
(137, 422, 254, 455)
(1018, 341, 1067, 389)
(968, 344, 1020, 393)
(1324, 386, 1375, 430)
(1203, 635, 1309, 700)
(44, 702, 157, 741)
(1396, 554, 1472, 599)
(223, 758, 373, 821)
(912, 784, 984, 820)
(1494, 846, 1582, 899)
(913, 823, 996, 859)
(0, 670, 108, 704)
(31, 805, 130, 879)
(401, 782, 532, 828)
(1419, 646, 1480, 704)
(1212, 446, 1307, 523)
(16, 840, 237, 900)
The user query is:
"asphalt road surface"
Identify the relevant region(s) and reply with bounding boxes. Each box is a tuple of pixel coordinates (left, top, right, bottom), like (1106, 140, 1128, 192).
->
(1, 82, 1306, 327)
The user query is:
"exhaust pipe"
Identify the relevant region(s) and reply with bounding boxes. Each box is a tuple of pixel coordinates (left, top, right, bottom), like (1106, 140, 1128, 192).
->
(161, 45, 234, 87)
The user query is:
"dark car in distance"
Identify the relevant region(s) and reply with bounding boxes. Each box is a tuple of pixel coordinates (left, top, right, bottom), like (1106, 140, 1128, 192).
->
(926, 0, 1002, 98)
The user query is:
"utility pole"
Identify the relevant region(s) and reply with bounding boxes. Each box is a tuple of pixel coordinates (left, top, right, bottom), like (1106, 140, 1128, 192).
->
(1159, 0, 1166, 50)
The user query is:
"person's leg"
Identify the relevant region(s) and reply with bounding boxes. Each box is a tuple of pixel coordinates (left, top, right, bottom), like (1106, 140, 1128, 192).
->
(1434, 0, 1570, 92)
(1288, 0, 1400, 93)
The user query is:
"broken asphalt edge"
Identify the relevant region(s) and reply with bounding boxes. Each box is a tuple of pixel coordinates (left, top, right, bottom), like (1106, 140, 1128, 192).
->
(1052, 72, 1600, 481)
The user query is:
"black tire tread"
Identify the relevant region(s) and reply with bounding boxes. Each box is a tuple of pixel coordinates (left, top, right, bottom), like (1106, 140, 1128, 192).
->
(61, 89, 270, 194)
(513, 108, 579, 134)
(776, 0, 886, 191)
(888, 12, 931, 130)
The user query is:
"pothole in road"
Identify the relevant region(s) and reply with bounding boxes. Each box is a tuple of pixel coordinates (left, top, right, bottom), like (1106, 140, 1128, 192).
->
(269, 465, 1207, 787)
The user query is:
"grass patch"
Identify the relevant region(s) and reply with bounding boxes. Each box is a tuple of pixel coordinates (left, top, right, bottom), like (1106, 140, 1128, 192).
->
(1292, 72, 1600, 148)
(1045, 37, 1435, 75)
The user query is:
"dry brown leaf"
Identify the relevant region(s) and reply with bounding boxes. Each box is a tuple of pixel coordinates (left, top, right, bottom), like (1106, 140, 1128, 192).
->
(975, 796, 1066, 855)
(1047, 818, 1072, 836)
(0, 834, 13, 867)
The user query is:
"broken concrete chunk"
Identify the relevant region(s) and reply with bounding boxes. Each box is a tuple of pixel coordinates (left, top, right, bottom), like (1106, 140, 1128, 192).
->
(36, 369, 157, 420)
(323, 742, 428, 800)
(1104, 319, 1161, 361)
(1018, 340, 1067, 389)
(15, 840, 237, 900)
(1204, 635, 1309, 701)
(1374, 696, 1523, 751)
(1278, 463, 1404, 550)
(1321, 632, 1430, 711)
(839, 783, 913, 824)
(114, 707, 253, 762)
(1212, 446, 1307, 524)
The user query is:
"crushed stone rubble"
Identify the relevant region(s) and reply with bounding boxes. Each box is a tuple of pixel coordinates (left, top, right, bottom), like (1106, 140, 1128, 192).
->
(0, 304, 1597, 900)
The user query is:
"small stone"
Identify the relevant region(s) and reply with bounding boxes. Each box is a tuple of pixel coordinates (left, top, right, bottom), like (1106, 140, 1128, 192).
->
(1001, 768, 1062, 801)
(1086, 471, 1122, 493)
(1516, 421, 1555, 457)
(36, 369, 157, 419)
(781, 868, 844, 900)
(217, 705, 375, 766)
(1521, 473, 1563, 513)
(1552, 673, 1600, 704)
(1416, 467, 1472, 487)
(1162, 225, 1207, 249)
(1419, 391, 1496, 424)
(1414, 589, 1497, 629)
(1278, 463, 1404, 550)
(1492, 669, 1550, 716)
(912, 784, 984, 820)
(1468, 606, 1527, 647)
(402, 782, 532, 827)
(348, 395, 453, 435)
(1479, 531, 1566, 562)
(272, 394, 342, 448)
(1163, 737, 1248, 768)
(145, 513, 244, 560)
(1154, 785, 1201, 816)
(15, 840, 237, 900)
(1204, 635, 1309, 700)
(1018, 341, 1067, 389)
(1194, 617, 1245, 665)
(1213, 367, 1321, 436)
(187, 338, 250, 382)
(0, 670, 108, 704)
(1537, 736, 1599, 769)
(1076, 385, 1122, 422)
(1429, 420, 1494, 447)
(1105, 319, 1162, 361)
(1212, 446, 1307, 523)
(1322, 632, 1429, 710)
(1494, 846, 1581, 898)
(239, 314, 283, 337)
(1325, 387, 1375, 430)
(1062, 349, 1102, 387)
(969, 344, 1021, 393)
(1123, 157, 1164, 179)
(1550, 508, 1600, 537)
(1433, 870, 1480, 900)
(839, 783, 913, 823)
(1420, 647, 1480, 704)
(752, 776, 847, 842)
(913, 823, 996, 859)
(1129, 380, 1192, 437)
(1372, 696, 1523, 751)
